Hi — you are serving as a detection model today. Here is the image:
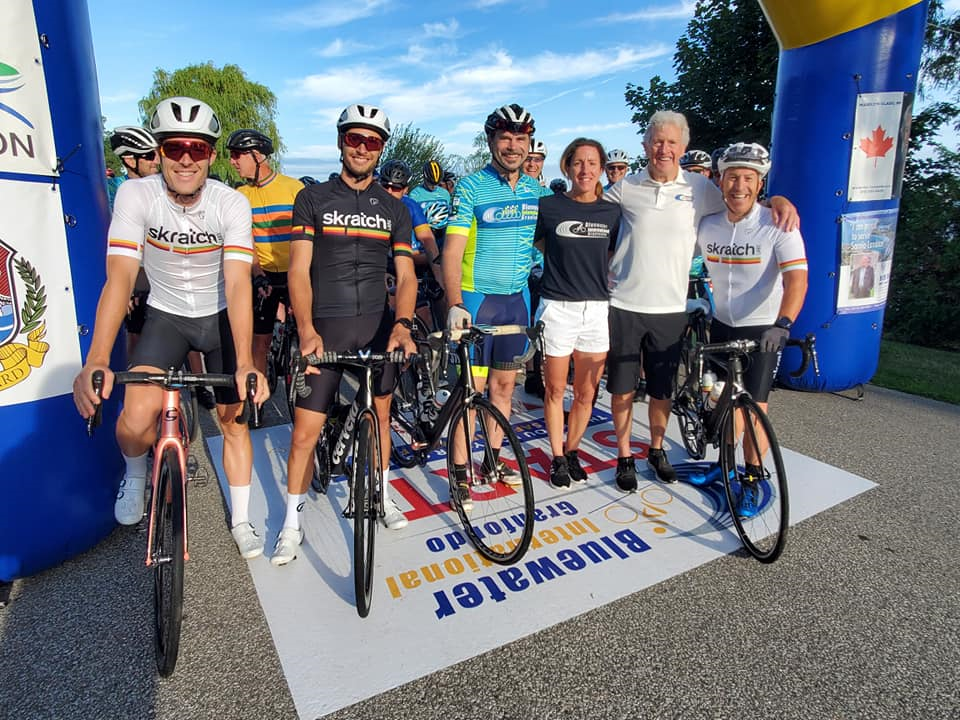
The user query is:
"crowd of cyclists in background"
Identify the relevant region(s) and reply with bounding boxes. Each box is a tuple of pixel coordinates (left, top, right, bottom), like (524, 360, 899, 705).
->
(74, 95, 807, 566)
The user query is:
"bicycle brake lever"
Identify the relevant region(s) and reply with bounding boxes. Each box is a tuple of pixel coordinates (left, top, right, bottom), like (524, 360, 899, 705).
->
(87, 370, 105, 436)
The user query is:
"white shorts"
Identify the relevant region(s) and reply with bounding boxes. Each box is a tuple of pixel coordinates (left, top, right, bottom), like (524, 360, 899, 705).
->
(535, 298, 609, 356)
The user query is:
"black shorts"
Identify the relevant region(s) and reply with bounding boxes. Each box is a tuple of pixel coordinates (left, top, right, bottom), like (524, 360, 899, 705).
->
(124, 291, 149, 334)
(607, 307, 686, 400)
(709, 321, 779, 403)
(253, 270, 288, 335)
(296, 309, 397, 414)
(129, 306, 240, 404)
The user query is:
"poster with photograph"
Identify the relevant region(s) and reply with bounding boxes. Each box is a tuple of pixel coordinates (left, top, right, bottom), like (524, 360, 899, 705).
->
(837, 208, 899, 314)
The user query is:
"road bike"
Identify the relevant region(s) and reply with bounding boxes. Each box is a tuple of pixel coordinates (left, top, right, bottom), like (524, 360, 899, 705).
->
(292, 349, 406, 618)
(88, 368, 257, 675)
(671, 335, 818, 563)
(388, 323, 543, 565)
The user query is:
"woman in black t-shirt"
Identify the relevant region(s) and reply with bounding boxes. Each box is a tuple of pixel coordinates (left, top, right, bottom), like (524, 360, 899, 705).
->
(533, 138, 621, 490)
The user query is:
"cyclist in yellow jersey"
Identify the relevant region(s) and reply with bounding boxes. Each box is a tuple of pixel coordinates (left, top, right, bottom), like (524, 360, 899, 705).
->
(227, 129, 304, 389)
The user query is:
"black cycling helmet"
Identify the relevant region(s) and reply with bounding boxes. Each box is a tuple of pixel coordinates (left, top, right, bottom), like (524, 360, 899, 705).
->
(484, 103, 535, 137)
(549, 178, 567, 194)
(442, 170, 457, 183)
(422, 160, 443, 185)
(226, 128, 274, 156)
(110, 126, 158, 156)
(380, 159, 412, 187)
(299, 175, 317, 185)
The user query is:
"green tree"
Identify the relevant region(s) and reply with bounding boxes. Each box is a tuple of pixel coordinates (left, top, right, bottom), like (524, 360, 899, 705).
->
(461, 131, 491, 175)
(381, 123, 451, 188)
(624, 0, 778, 150)
(138, 62, 281, 185)
(101, 116, 124, 177)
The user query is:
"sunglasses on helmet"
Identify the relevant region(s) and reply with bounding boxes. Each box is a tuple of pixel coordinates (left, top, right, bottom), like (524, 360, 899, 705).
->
(489, 119, 534, 135)
(160, 140, 214, 163)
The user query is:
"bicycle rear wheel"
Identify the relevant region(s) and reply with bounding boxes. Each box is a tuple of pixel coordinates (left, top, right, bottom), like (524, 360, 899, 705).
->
(719, 395, 789, 563)
(445, 396, 534, 565)
(389, 360, 427, 468)
(153, 446, 185, 676)
(311, 421, 334, 495)
(351, 410, 379, 617)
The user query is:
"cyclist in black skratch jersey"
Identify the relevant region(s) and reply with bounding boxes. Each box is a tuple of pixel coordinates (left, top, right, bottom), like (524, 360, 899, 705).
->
(274, 103, 417, 566)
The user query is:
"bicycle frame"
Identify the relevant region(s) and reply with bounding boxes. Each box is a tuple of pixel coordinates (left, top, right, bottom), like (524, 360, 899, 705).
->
(145, 388, 190, 567)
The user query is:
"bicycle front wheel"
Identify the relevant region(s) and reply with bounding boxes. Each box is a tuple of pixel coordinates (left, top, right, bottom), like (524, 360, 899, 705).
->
(719, 395, 789, 563)
(445, 396, 534, 565)
(153, 446, 185, 676)
(352, 409, 380, 617)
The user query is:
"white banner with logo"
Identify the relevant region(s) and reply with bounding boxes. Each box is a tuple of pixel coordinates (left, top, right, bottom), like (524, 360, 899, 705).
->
(0, 0, 58, 177)
(210, 396, 875, 718)
(847, 92, 905, 202)
(0, 179, 82, 406)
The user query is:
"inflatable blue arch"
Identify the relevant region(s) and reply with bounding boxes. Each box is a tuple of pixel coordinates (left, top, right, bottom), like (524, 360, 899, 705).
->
(0, 0, 121, 581)
(760, 0, 930, 391)
(0, 0, 933, 580)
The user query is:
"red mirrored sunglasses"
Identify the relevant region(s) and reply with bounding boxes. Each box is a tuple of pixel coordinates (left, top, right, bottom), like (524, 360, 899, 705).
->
(490, 119, 534, 135)
(342, 132, 385, 152)
(160, 140, 214, 163)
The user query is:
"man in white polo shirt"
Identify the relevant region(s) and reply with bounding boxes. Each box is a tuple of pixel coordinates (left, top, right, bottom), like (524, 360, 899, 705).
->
(604, 111, 797, 492)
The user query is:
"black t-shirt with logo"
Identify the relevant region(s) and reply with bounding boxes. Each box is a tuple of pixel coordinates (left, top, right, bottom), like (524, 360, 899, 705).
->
(534, 194, 621, 302)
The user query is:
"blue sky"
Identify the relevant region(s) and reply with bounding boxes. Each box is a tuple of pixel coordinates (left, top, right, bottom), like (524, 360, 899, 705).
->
(88, 0, 957, 182)
(88, 0, 699, 182)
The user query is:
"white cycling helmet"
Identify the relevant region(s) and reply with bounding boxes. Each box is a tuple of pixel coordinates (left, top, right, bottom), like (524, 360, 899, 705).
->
(680, 149, 712, 171)
(148, 97, 221, 143)
(718, 142, 771, 178)
(605, 148, 630, 166)
(337, 103, 391, 140)
(110, 126, 158, 156)
(484, 104, 535, 136)
(529, 139, 547, 158)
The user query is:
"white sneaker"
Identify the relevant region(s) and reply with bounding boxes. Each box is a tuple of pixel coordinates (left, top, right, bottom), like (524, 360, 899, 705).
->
(230, 522, 264, 559)
(382, 498, 408, 530)
(114, 474, 146, 525)
(271, 527, 303, 566)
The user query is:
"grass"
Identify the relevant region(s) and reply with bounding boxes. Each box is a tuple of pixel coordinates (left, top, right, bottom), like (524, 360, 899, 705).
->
(872, 339, 960, 405)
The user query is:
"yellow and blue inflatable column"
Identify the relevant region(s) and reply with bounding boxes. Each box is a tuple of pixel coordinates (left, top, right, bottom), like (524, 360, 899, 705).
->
(758, 0, 929, 391)
(0, 0, 122, 581)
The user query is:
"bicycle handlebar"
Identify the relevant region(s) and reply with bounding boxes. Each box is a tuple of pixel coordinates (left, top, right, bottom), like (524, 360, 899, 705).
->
(695, 333, 819, 379)
(428, 321, 545, 365)
(86, 368, 259, 435)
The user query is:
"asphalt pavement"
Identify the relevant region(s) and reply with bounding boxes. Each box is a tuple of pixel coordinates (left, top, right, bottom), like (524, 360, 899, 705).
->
(1, 384, 958, 720)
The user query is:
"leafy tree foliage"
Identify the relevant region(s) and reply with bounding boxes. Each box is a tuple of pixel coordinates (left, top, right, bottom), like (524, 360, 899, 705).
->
(624, 0, 777, 151)
(885, 1, 960, 348)
(460, 131, 492, 175)
(138, 62, 281, 184)
(100, 116, 124, 177)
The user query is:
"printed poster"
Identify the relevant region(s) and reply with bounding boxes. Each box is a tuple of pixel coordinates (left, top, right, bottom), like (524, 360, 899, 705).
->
(0, 0, 58, 177)
(0, 179, 82, 406)
(837, 208, 898, 314)
(847, 92, 911, 202)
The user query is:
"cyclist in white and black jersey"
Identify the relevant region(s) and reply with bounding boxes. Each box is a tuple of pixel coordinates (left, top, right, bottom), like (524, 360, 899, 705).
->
(73, 97, 269, 559)
(696, 142, 808, 408)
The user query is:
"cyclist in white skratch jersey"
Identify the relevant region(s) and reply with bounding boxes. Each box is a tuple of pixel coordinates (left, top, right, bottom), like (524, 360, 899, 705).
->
(72, 96, 269, 560)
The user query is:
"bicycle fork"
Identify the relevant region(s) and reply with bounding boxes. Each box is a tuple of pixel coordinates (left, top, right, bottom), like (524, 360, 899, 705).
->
(145, 389, 190, 567)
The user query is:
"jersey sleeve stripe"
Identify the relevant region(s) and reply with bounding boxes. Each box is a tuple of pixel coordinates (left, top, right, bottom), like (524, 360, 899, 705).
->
(224, 245, 255, 261)
(291, 224, 315, 240)
(108, 239, 140, 252)
(779, 258, 808, 270)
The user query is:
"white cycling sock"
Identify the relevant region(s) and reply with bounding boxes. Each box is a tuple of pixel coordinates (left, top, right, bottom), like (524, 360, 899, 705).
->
(123, 451, 148, 483)
(283, 492, 306, 531)
(381, 472, 391, 502)
(229, 484, 250, 528)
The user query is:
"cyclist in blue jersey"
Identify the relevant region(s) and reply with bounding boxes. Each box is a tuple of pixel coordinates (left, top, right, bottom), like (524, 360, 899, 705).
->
(410, 160, 452, 247)
(442, 103, 545, 510)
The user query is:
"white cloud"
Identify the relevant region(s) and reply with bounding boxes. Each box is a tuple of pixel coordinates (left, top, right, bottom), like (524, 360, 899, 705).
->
(276, 0, 391, 29)
(288, 66, 390, 103)
(597, 1, 696, 23)
(472, 0, 509, 8)
(447, 121, 483, 136)
(551, 121, 633, 136)
(583, 91, 596, 99)
(423, 18, 459, 38)
(314, 39, 369, 58)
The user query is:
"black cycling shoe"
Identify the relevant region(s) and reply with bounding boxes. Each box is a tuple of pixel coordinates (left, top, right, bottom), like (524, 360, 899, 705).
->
(615, 457, 638, 492)
(565, 450, 588, 483)
(647, 448, 678, 484)
(550, 456, 571, 490)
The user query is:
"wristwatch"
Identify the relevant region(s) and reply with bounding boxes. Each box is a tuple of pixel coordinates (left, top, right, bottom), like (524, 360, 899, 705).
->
(774, 316, 793, 330)
(394, 317, 414, 330)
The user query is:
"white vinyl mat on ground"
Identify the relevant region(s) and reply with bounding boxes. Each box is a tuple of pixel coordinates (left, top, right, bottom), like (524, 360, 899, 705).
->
(207, 391, 875, 719)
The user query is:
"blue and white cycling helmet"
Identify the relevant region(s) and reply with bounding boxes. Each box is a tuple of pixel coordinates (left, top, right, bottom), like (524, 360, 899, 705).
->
(605, 148, 630, 166)
(718, 142, 771, 178)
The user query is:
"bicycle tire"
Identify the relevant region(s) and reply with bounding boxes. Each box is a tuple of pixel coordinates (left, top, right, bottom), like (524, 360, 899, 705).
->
(352, 409, 379, 617)
(180, 387, 199, 443)
(445, 396, 534, 565)
(311, 422, 334, 495)
(719, 394, 789, 563)
(153, 446, 185, 676)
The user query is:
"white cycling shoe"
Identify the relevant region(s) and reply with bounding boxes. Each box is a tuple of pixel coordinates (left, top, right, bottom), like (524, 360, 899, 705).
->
(271, 527, 303, 566)
(382, 498, 408, 530)
(114, 474, 146, 525)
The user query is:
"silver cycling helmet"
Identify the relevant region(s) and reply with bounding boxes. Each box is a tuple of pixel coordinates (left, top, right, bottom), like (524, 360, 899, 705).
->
(148, 96, 222, 143)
